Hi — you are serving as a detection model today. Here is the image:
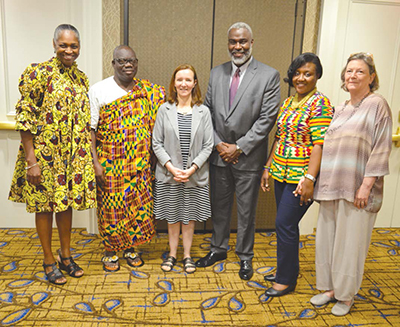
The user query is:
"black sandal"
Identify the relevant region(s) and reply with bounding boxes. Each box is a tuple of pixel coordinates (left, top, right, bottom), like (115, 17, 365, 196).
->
(161, 256, 176, 272)
(57, 249, 84, 278)
(43, 262, 67, 285)
(183, 257, 196, 274)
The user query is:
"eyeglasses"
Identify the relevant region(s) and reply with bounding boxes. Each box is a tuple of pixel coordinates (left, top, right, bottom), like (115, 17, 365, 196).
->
(113, 58, 139, 66)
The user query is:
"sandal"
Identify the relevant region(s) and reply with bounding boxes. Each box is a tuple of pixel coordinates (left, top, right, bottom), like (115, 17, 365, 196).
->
(124, 251, 144, 268)
(43, 262, 67, 285)
(57, 249, 84, 278)
(102, 254, 120, 272)
(161, 256, 176, 272)
(183, 257, 196, 274)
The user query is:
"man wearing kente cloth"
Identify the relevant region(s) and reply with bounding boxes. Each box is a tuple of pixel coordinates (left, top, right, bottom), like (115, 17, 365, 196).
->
(89, 45, 165, 271)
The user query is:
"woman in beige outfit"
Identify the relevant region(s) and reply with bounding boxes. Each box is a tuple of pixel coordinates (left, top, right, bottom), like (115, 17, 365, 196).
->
(309, 53, 392, 316)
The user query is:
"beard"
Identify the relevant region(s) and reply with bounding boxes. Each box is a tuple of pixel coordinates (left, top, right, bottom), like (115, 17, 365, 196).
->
(229, 45, 252, 66)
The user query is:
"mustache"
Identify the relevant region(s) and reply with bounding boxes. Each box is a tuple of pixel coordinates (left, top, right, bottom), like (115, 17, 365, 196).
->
(231, 50, 246, 54)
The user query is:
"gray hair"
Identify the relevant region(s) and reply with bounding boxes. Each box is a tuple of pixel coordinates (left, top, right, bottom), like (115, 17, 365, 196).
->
(340, 52, 379, 92)
(227, 22, 253, 38)
(53, 24, 80, 43)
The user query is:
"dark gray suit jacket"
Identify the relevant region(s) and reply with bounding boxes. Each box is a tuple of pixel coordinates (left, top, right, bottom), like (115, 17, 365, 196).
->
(204, 58, 281, 171)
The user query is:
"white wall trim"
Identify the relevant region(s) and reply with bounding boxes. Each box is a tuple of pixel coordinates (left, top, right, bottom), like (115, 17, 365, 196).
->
(352, 0, 400, 6)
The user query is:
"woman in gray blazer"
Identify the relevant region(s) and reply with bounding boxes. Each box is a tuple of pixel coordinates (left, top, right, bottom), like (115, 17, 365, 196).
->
(152, 64, 213, 274)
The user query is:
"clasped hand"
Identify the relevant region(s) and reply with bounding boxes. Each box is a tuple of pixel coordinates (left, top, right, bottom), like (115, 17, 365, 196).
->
(216, 142, 240, 164)
(168, 165, 195, 183)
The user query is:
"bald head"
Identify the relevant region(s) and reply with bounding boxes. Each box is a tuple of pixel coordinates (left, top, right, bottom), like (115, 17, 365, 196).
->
(113, 45, 136, 59)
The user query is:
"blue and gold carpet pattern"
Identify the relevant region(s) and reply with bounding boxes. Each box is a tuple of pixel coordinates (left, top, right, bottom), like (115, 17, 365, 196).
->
(0, 228, 399, 326)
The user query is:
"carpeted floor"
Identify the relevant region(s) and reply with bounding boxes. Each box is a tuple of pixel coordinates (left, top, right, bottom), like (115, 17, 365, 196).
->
(0, 228, 399, 326)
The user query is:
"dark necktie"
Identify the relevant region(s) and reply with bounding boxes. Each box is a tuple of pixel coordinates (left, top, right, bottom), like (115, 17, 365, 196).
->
(229, 68, 240, 108)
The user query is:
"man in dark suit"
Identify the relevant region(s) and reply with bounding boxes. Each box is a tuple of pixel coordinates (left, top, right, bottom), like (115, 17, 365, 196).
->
(196, 22, 281, 280)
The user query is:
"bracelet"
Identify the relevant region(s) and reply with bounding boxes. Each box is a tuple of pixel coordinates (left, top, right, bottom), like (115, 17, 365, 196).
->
(304, 173, 316, 183)
(263, 166, 270, 171)
(25, 162, 39, 170)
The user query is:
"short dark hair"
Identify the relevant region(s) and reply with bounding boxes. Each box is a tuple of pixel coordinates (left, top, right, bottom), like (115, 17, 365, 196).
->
(53, 24, 80, 43)
(340, 52, 379, 92)
(167, 64, 202, 106)
(284, 52, 323, 87)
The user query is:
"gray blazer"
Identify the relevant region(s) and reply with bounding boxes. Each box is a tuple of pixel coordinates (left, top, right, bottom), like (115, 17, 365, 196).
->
(152, 102, 214, 187)
(204, 58, 281, 171)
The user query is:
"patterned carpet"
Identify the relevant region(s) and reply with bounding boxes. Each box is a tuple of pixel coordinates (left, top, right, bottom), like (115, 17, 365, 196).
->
(0, 228, 399, 326)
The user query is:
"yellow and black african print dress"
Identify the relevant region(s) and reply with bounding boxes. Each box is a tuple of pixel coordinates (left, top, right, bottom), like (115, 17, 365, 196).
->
(95, 79, 165, 251)
(9, 57, 96, 213)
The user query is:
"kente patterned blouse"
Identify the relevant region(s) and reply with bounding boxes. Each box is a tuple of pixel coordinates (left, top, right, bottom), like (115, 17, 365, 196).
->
(270, 89, 334, 184)
(9, 57, 96, 213)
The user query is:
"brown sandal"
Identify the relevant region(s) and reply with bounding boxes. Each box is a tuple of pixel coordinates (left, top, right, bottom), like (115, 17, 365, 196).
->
(102, 255, 120, 272)
(124, 251, 144, 268)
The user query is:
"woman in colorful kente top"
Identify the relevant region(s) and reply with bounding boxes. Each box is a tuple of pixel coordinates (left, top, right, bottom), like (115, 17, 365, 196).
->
(89, 45, 166, 272)
(310, 53, 392, 316)
(260, 53, 334, 297)
(152, 64, 213, 274)
(9, 24, 96, 285)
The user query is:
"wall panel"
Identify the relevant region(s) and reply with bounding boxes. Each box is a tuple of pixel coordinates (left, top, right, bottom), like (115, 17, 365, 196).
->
(128, 0, 214, 97)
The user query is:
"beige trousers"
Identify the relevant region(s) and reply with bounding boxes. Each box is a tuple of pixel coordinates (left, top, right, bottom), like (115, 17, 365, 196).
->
(315, 199, 376, 301)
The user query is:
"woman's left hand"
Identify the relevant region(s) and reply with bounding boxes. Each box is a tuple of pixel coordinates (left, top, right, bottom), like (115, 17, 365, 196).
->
(354, 184, 372, 209)
(294, 177, 314, 206)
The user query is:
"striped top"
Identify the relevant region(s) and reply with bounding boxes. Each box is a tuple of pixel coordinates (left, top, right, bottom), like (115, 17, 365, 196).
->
(270, 90, 334, 184)
(178, 113, 191, 168)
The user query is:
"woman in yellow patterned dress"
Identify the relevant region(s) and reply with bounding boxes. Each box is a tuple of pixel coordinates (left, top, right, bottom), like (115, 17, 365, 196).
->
(9, 24, 96, 285)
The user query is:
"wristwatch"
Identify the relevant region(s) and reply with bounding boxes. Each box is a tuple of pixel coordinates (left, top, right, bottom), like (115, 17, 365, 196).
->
(236, 144, 243, 154)
(304, 173, 316, 183)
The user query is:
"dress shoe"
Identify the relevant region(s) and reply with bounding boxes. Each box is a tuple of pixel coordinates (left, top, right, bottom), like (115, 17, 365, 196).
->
(310, 293, 336, 306)
(264, 274, 276, 282)
(264, 284, 296, 297)
(238, 260, 253, 280)
(331, 298, 354, 316)
(195, 251, 227, 268)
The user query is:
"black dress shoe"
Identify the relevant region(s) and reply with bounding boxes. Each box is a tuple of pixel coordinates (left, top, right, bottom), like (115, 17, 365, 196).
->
(264, 284, 296, 297)
(195, 251, 227, 267)
(238, 260, 253, 280)
(264, 274, 276, 282)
